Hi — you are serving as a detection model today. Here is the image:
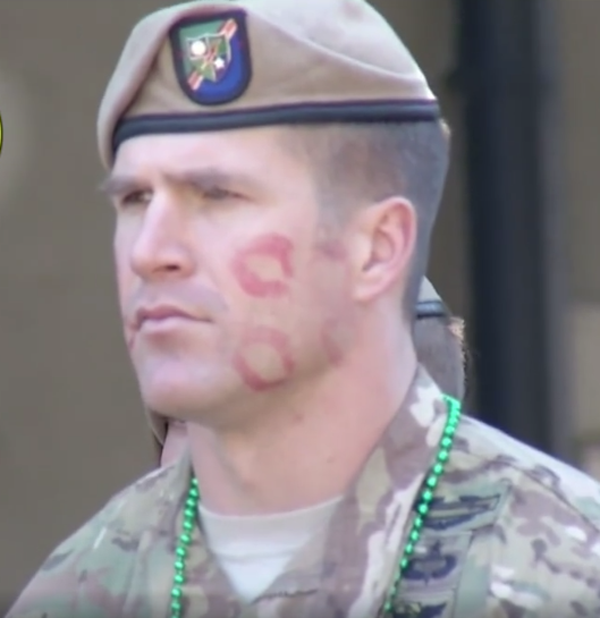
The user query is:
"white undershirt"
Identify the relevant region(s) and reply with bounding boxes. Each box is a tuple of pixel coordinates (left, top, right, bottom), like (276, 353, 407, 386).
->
(199, 496, 342, 602)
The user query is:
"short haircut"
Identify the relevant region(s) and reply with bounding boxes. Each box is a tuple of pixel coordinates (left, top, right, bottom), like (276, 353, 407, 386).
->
(284, 120, 451, 317)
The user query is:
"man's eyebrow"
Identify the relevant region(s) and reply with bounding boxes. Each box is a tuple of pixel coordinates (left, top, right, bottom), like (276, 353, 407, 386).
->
(97, 168, 261, 196)
(97, 174, 140, 196)
(165, 168, 260, 192)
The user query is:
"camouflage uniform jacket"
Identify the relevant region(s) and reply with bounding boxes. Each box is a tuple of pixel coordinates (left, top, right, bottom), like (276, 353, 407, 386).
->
(6, 367, 600, 618)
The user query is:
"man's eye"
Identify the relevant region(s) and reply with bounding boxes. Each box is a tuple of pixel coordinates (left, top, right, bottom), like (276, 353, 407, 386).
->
(202, 187, 238, 201)
(120, 190, 151, 206)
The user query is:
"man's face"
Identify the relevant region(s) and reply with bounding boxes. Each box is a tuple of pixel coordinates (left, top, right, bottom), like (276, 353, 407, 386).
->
(106, 128, 355, 425)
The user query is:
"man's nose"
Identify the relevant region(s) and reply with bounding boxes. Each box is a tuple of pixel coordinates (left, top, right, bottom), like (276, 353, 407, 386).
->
(129, 199, 195, 281)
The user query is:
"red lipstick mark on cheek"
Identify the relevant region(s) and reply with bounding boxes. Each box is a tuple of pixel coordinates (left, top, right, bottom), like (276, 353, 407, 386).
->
(230, 234, 294, 298)
(233, 325, 295, 391)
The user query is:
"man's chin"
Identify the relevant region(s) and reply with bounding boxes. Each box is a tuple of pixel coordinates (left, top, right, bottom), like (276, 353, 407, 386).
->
(138, 375, 228, 422)
(141, 386, 196, 419)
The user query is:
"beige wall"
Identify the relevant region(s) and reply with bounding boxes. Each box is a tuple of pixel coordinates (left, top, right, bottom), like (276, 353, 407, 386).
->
(0, 1, 167, 602)
(558, 2, 600, 470)
(0, 0, 595, 605)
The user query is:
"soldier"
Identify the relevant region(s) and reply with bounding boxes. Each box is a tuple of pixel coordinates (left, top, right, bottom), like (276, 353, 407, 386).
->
(156, 278, 466, 467)
(7, 1, 600, 617)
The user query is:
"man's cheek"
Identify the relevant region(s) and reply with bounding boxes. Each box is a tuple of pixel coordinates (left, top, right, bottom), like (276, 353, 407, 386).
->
(113, 265, 136, 349)
(313, 237, 355, 365)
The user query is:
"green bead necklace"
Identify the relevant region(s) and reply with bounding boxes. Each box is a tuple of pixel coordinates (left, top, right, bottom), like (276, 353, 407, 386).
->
(169, 395, 462, 618)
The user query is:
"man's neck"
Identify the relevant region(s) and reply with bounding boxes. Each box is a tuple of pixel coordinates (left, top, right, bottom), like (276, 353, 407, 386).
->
(188, 327, 417, 516)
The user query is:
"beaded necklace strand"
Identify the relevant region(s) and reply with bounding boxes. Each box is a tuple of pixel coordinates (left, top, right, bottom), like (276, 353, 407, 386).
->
(169, 394, 462, 618)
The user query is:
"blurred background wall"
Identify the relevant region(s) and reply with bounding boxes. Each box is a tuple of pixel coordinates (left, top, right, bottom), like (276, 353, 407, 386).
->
(0, 0, 599, 606)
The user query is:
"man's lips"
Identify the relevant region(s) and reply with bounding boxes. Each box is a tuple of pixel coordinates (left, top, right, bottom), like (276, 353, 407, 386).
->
(133, 305, 199, 330)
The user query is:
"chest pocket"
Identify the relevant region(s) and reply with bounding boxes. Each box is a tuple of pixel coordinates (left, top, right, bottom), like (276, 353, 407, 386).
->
(388, 480, 511, 618)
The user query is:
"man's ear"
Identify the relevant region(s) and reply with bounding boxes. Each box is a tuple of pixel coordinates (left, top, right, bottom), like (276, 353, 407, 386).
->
(347, 197, 416, 303)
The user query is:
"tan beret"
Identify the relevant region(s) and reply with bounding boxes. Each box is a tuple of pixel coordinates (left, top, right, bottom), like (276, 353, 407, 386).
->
(97, 0, 439, 168)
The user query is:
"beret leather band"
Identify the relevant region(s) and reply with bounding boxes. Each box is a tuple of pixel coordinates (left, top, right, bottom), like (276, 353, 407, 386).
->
(112, 99, 440, 158)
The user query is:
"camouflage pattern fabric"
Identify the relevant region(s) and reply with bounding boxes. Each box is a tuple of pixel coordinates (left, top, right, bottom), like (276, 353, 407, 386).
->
(6, 367, 600, 617)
